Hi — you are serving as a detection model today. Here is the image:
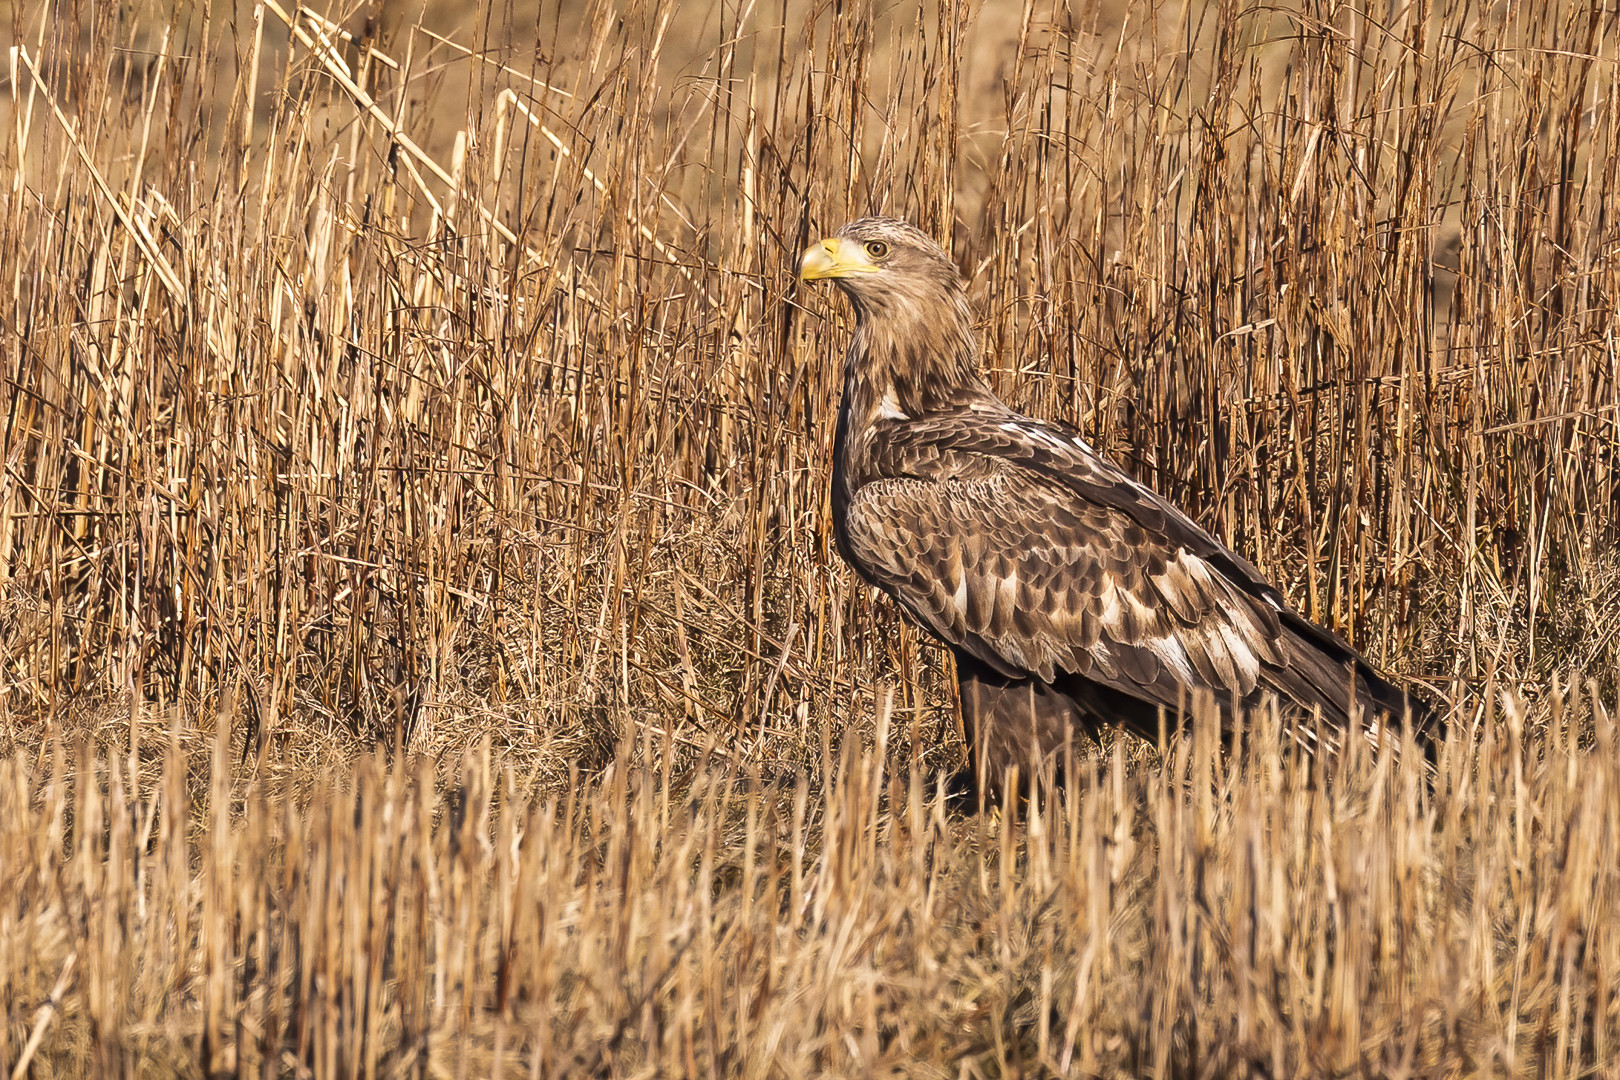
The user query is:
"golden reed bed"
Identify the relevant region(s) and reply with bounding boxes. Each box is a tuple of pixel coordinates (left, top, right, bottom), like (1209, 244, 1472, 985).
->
(4, 0, 1620, 1072)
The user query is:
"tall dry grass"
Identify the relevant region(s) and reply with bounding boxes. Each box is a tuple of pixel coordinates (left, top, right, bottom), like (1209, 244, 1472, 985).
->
(3, 0, 1620, 1073)
(4, 696, 1619, 1077)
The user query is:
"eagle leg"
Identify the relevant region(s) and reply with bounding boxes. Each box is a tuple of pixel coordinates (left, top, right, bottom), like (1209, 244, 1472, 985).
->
(955, 653, 1179, 803)
(955, 653, 1092, 802)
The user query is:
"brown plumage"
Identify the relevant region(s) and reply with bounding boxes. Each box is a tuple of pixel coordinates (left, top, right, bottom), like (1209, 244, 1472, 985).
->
(800, 218, 1435, 796)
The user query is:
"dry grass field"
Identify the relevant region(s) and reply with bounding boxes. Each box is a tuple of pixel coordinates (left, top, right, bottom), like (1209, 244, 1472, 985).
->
(3, 0, 1620, 1074)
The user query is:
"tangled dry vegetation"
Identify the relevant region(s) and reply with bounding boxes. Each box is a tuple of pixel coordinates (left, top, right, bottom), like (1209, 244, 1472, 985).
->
(3, 0, 1620, 1074)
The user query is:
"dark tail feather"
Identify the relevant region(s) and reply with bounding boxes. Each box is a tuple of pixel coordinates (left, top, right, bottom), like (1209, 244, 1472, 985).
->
(1259, 619, 1441, 773)
(956, 637, 1441, 805)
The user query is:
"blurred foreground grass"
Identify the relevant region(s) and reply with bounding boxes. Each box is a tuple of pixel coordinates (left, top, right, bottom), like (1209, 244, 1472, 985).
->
(5, 695, 1618, 1076)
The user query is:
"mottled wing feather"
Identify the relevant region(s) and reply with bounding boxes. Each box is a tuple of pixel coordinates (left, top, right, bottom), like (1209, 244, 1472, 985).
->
(840, 451, 1287, 715)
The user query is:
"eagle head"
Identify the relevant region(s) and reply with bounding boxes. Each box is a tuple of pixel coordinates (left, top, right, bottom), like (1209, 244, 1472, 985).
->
(799, 218, 964, 316)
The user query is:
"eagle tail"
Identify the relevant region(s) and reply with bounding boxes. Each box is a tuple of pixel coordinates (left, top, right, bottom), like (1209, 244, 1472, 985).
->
(956, 638, 1439, 802)
(1268, 618, 1441, 763)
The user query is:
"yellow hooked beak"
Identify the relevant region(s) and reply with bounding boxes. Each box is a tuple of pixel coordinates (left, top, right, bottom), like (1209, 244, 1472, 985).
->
(799, 236, 881, 282)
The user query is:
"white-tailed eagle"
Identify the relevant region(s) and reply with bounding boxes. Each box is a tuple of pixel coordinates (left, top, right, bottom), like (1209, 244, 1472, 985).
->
(800, 217, 1434, 793)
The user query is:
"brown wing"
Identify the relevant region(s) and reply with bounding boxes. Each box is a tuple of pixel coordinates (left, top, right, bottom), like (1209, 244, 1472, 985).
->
(837, 410, 1411, 727)
(841, 457, 1298, 714)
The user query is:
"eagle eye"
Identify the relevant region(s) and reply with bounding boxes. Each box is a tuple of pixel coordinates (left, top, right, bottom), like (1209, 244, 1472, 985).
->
(865, 240, 889, 260)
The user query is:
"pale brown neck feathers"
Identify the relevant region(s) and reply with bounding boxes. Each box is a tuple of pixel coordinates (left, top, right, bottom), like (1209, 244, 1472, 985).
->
(841, 284, 994, 428)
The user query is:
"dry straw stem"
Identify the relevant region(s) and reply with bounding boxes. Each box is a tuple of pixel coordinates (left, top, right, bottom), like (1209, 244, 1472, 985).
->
(2, 0, 1620, 1072)
(1, 693, 1618, 1076)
